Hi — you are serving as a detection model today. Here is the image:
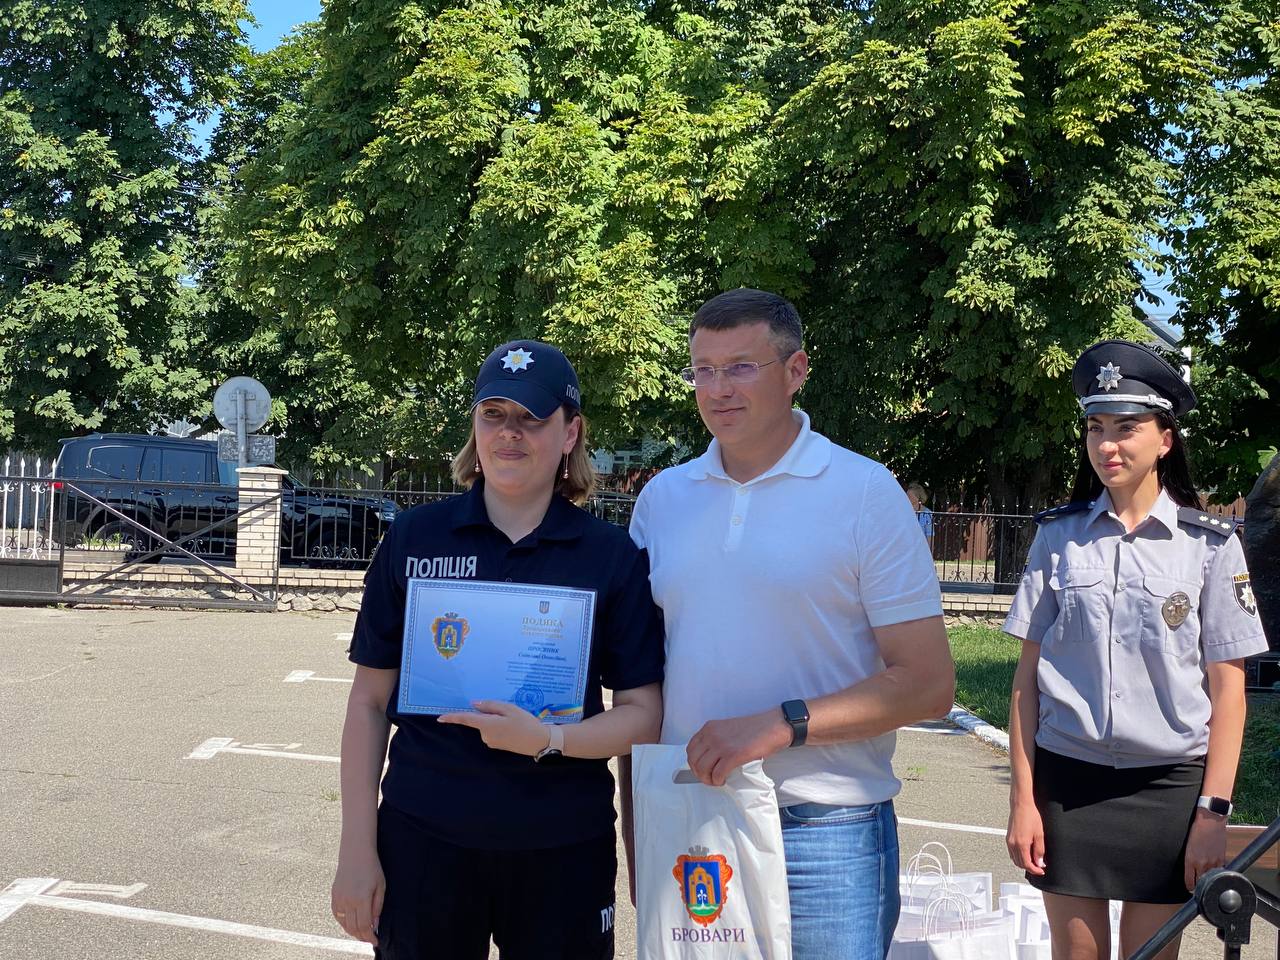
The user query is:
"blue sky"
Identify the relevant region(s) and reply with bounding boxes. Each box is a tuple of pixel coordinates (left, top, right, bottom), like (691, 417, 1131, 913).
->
(244, 0, 321, 51)
(191, 1, 320, 146)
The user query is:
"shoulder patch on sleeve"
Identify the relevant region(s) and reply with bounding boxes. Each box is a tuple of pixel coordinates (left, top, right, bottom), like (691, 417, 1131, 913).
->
(1176, 507, 1238, 538)
(1033, 501, 1091, 525)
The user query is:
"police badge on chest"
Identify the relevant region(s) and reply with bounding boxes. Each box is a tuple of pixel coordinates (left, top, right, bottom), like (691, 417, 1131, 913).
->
(1162, 592, 1191, 628)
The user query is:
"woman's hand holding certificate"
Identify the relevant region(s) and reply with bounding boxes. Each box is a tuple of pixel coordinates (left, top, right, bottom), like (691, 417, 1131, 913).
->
(438, 699, 551, 756)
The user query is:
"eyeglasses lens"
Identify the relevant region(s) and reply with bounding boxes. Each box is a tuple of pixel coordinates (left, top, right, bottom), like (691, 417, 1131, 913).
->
(680, 363, 761, 387)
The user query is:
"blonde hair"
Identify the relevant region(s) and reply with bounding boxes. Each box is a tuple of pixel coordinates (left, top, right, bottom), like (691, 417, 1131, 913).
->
(451, 407, 597, 504)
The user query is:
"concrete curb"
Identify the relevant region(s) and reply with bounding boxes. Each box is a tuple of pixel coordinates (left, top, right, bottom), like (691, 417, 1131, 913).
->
(946, 703, 1010, 753)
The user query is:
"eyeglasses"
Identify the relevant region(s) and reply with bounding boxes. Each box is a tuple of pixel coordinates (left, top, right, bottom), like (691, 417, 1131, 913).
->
(679, 357, 787, 388)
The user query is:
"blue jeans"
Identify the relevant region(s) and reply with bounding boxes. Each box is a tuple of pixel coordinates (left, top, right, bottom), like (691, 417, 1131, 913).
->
(780, 799, 900, 960)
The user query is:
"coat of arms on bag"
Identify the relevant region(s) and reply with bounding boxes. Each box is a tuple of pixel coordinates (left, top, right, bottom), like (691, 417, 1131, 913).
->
(673, 846, 733, 926)
(1233, 574, 1258, 616)
(431, 612, 469, 659)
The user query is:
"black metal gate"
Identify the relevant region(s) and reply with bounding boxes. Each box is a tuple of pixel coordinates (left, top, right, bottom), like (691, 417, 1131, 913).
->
(0, 473, 278, 611)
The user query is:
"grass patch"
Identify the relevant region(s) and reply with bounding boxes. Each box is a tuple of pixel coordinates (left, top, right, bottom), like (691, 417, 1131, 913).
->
(949, 624, 1019, 729)
(1235, 696, 1279, 826)
(947, 625, 1280, 826)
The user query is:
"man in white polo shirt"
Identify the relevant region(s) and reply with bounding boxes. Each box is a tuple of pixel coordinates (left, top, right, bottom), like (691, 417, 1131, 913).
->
(628, 288, 955, 960)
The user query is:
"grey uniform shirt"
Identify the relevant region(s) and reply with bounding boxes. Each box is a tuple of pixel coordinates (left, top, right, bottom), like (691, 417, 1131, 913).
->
(1004, 489, 1268, 767)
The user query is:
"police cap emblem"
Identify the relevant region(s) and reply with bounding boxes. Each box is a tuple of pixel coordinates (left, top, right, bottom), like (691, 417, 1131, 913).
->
(1096, 362, 1123, 392)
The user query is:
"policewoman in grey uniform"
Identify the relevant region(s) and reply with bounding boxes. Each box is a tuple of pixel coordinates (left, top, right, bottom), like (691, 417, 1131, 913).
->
(1003, 340, 1268, 960)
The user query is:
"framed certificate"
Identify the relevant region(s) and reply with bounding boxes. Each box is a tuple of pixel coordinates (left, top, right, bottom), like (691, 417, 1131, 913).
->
(398, 578, 596, 723)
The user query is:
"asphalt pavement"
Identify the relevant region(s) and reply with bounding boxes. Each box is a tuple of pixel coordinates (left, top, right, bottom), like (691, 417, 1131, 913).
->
(0, 608, 1268, 960)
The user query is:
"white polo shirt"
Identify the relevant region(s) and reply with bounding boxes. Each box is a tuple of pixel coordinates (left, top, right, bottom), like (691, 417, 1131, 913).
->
(630, 411, 943, 806)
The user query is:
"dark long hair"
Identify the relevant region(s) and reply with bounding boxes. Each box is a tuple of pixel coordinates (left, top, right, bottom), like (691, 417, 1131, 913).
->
(1068, 410, 1202, 509)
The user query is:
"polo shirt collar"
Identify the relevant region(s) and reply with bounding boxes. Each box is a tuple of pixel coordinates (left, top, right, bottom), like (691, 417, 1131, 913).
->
(686, 410, 831, 484)
(450, 481, 587, 542)
(1086, 487, 1178, 534)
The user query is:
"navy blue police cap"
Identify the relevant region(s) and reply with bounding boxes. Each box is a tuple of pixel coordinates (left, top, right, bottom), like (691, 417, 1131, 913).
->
(1071, 339, 1196, 419)
(472, 340, 582, 420)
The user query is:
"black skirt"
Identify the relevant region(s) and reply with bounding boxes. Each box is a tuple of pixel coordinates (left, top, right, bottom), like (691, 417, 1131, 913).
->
(1028, 747, 1205, 904)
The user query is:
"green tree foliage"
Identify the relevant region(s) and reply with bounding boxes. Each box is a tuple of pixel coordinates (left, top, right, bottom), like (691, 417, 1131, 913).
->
(225, 0, 796, 459)
(9, 1, 1269, 498)
(770, 0, 1219, 506)
(0, 1, 246, 450)
(1174, 6, 1280, 502)
(229, 0, 1268, 498)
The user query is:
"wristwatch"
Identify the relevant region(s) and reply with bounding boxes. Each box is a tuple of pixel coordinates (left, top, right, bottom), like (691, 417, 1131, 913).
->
(780, 699, 810, 747)
(1196, 795, 1232, 818)
(534, 725, 564, 763)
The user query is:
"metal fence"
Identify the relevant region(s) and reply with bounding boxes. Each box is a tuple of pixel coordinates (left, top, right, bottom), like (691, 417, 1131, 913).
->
(282, 481, 448, 566)
(924, 509, 1037, 592)
(920, 499, 1246, 591)
(47, 476, 241, 561)
(6, 451, 1250, 582)
(0, 455, 57, 560)
(279, 480, 642, 567)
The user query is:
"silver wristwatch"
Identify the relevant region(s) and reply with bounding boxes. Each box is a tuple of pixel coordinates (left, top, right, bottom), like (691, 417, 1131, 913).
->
(1196, 795, 1232, 818)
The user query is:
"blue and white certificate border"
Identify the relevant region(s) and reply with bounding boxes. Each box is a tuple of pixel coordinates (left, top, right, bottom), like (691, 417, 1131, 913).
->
(399, 578, 597, 721)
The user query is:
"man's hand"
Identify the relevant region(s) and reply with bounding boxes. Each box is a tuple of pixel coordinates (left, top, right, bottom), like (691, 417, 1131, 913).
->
(686, 708, 793, 786)
(438, 700, 550, 756)
(1184, 809, 1228, 891)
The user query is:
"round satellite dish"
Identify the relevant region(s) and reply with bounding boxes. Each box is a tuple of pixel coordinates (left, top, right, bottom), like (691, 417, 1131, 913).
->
(213, 376, 272, 433)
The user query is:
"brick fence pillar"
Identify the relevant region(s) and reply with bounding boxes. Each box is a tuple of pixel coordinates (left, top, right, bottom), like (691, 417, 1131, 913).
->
(235, 466, 286, 584)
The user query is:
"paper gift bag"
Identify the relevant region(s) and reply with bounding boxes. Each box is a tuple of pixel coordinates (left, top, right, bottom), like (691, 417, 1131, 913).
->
(632, 744, 792, 960)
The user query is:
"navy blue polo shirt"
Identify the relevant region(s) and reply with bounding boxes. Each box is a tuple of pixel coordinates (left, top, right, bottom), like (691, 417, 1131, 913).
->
(349, 482, 664, 851)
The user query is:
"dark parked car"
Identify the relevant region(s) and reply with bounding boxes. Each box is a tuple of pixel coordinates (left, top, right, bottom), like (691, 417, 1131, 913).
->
(53, 433, 399, 564)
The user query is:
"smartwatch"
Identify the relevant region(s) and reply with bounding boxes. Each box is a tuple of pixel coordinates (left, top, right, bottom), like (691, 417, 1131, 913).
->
(780, 699, 810, 747)
(534, 724, 564, 763)
(1196, 795, 1233, 818)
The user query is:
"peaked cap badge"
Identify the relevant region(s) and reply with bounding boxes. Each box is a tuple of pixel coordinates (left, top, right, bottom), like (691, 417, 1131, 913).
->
(502, 348, 534, 373)
(1095, 362, 1122, 392)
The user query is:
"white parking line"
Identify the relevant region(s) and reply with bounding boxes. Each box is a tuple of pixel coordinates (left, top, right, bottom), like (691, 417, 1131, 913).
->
(0, 878, 58, 923)
(2, 878, 370, 955)
(47, 881, 146, 899)
(186, 737, 339, 764)
(284, 670, 353, 684)
(898, 816, 1006, 837)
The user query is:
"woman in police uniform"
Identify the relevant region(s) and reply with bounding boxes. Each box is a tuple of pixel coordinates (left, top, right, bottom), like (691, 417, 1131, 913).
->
(331, 341, 664, 960)
(1003, 340, 1268, 960)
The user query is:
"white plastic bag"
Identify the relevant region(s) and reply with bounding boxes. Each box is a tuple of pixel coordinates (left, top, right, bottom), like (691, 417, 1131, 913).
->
(632, 744, 792, 960)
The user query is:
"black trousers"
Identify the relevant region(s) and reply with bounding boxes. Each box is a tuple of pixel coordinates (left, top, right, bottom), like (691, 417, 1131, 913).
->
(375, 803, 616, 960)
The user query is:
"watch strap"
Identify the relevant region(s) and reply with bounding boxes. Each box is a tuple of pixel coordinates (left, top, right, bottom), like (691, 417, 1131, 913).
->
(534, 724, 564, 762)
(1196, 795, 1232, 817)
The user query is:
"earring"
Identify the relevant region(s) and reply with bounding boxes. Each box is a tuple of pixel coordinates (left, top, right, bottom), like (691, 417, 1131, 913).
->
(561, 455, 569, 480)
(475, 461, 481, 474)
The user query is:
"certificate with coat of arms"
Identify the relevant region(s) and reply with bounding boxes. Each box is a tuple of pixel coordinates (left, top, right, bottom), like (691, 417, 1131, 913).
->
(398, 578, 596, 723)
